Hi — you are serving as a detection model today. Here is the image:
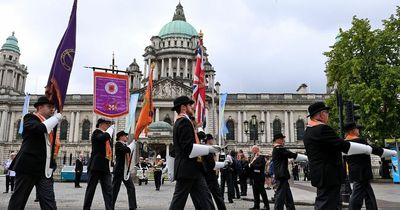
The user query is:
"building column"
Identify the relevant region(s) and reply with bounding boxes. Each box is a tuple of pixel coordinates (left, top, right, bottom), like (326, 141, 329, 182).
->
(184, 58, 188, 79)
(237, 111, 242, 143)
(176, 58, 180, 78)
(155, 108, 160, 121)
(0, 110, 8, 141)
(266, 111, 271, 143)
(143, 61, 147, 79)
(8, 112, 15, 142)
(243, 111, 247, 143)
(290, 111, 295, 143)
(260, 111, 266, 143)
(161, 58, 165, 77)
(168, 58, 172, 77)
(284, 111, 289, 140)
(74, 111, 80, 142)
(192, 60, 196, 78)
(22, 77, 26, 93)
(69, 112, 75, 143)
(0, 70, 3, 86)
(166, 144, 170, 158)
(147, 58, 152, 78)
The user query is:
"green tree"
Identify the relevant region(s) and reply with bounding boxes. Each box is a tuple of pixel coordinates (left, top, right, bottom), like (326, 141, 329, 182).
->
(324, 8, 400, 145)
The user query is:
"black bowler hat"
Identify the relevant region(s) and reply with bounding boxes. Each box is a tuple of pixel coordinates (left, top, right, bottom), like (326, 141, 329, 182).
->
(116, 131, 128, 140)
(203, 134, 214, 143)
(344, 122, 363, 132)
(273, 133, 286, 141)
(96, 118, 112, 128)
(307, 102, 330, 117)
(34, 96, 54, 108)
(171, 96, 195, 111)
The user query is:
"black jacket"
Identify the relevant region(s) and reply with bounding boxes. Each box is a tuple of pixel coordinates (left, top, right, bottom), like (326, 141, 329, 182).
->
(345, 137, 383, 182)
(75, 158, 83, 173)
(272, 145, 298, 180)
(113, 141, 131, 176)
(303, 123, 351, 188)
(172, 116, 204, 180)
(202, 154, 217, 182)
(249, 155, 266, 182)
(88, 129, 112, 173)
(11, 113, 48, 176)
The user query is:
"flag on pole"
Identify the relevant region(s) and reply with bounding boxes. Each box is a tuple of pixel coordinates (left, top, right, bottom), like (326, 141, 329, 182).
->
(18, 94, 30, 134)
(192, 31, 206, 126)
(45, 0, 77, 112)
(218, 93, 228, 145)
(125, 93, 139, 133)
(134, 64, 154, 140)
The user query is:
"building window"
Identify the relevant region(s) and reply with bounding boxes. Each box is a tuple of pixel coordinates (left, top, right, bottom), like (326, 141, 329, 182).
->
(273, 119, 282, 136)
(181, 40, 183, 46)
(174, 40, 177, 46)
(296, 119, 305, 140)
(16, 119, 22, 140)
(60, 119, 68, 141)
(249, 115, 258, 141)
(81, 119, 91, 140)
(226, 118, 235, 140)
(9, 55, 12, 60)
(163, 114, 172, 125)
(168, 41, 170, 46)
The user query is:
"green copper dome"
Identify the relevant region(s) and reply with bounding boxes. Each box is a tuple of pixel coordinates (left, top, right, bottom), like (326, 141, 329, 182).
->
(148, 121, 172, 131)
(1, 32, 20, 54)
(159, 20, 197, 38)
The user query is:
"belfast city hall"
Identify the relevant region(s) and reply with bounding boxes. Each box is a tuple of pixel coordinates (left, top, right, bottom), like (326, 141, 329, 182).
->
(0, 3, 332, 172)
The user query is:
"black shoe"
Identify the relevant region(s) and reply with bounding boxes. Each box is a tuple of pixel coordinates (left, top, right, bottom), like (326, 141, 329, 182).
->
(228, 199, 234, 203)
(75, 186, 82, 188)
(249, 207, 260, 210)
(34, 199, 39, 202)
(236, 196, 241, 199)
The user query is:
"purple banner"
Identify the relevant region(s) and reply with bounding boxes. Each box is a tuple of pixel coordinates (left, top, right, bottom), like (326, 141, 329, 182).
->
(93, 72, 129, 118)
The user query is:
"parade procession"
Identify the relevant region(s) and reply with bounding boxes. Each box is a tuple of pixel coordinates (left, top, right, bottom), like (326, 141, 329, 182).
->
(1, 0, 400, 210)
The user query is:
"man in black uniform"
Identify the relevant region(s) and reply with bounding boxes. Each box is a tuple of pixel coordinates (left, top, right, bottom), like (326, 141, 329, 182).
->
(203, 134, 227, 210)
(75, 153, 83, 188)
(169, 96, 219, 210)
(112, 131, 137, 210)
(83, 118, 114, 210)
(303, 102, 379, 210)
(272, 133, 308, 210)
(249, 145, 270, 210)
(8, 96, 62, 210)
(344, 122, 397, 210)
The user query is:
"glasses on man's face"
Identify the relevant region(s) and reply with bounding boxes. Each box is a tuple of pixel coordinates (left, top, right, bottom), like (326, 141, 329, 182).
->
(322, 110, 329, 115)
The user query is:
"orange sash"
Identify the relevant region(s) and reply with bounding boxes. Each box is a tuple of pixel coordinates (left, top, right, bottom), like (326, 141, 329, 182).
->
(176, 114, 200, 144)
(307, 119, 325, 127)
(35, 113, 60, 159)
(345, 134, 358, 141)
(105, 134, 112, 161)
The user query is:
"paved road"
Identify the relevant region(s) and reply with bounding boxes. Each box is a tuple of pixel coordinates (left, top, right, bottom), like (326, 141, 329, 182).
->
(0, 177, 399, 209)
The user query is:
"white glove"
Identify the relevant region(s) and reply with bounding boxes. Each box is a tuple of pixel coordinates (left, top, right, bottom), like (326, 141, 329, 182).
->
(42, 113, 62, 133)
(166, 156, 175, 182)
(381, 149, 397, 158)
(214, 161, 226, 169)
(106, 125, 114, 137)
(128, 141, 136, 152)
(209, 145, 221, 153)
(347, 142, 372, 155)
(295, 154, 308, 162)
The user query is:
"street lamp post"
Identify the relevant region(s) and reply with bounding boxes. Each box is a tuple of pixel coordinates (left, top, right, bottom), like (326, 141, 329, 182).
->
(244, 116, 265, 145)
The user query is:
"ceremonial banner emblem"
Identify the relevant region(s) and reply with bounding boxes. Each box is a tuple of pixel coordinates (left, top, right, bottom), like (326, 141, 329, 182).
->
(94, 71, 129, 118)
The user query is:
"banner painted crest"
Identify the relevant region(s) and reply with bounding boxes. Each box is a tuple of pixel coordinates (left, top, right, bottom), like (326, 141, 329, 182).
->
(93, 71, 129, 118)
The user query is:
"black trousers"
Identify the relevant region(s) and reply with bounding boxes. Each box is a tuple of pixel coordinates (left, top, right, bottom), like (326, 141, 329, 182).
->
(5, 175, 15, 192)
(315, 185, 341, 210)
(239, 174, 248, 195)
(75, 171, 82, 187)
(232, 173, 240, 198)
(8, 174, 57, 210)
(349, 181, 377, 210)
(206, 178, 227, 210)
(274, 179, 295, 210)
(169, 176, 215, 210)
(112, 175, 137, 210)
(83, 170, 113, 210)
(220, 170, 234, 200)
(154, 170, 162, 190)
(252, 178, 270, 209)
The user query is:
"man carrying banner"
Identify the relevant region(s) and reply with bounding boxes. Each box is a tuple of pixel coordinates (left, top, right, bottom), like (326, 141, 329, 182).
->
(83, 118, 114, 210)
(169, 96, 219, 210)
(113, 131, 137, 210)
(8, 96, 62, 210)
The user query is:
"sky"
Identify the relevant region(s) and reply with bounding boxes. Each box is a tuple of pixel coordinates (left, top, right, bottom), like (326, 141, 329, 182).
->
(0, 0, 398, 94)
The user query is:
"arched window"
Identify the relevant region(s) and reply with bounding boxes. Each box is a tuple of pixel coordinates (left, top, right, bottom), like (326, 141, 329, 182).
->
(16, 119, 22, 140)
(249, 115, 258, 141)
(60, 119, 68, 141)
(296, 119, 305, 140)
(226, 118, 235, 140)
(164, 114, 172, 125)
(81, 119, 91, 141)
(273, 119, 282, 136)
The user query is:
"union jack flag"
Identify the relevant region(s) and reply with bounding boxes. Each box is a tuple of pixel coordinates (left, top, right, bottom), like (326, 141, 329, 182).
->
(192, 32, 206, 127)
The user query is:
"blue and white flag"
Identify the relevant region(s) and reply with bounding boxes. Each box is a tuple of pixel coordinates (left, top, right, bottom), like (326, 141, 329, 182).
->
(18, 94, 30, 134)
(125, 93, 139, 133)
(219, 93, 228, 144)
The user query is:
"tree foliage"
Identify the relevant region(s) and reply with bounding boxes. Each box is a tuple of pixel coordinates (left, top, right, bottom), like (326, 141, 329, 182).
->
(324, 7, 400, 145)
